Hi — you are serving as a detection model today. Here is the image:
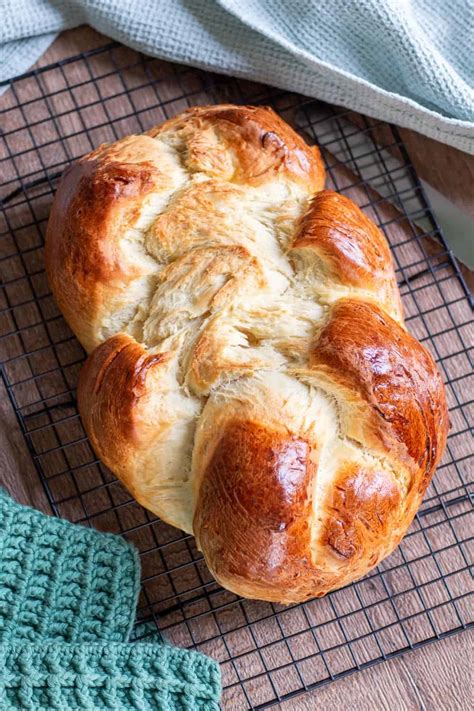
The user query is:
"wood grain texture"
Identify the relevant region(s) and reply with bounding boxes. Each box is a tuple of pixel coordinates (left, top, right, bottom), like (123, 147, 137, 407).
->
(1, 24, 471, 711)
(278, 630, 473, 711)
(398, 128, 474, 220)
(0, 379, 50, 510)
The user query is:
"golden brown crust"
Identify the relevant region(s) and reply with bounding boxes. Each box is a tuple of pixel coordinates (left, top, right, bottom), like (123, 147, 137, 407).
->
(291, 190, 403, 321)
(149, 104, 325, 190)
(77, 333, 199, 533)
(310, 299, 448, 488)
(45, 136, 175, 352)
(47, 104, 448, 604)
(194, 421, 405, 603)
(78, 332, 164, 453)
(46, 106, 325, 353)
(194, 419, 324, 603)
(321, 464, 402, 564)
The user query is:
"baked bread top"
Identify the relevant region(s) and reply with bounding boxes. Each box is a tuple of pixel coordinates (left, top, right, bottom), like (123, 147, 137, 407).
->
(46, 105, 447, 603)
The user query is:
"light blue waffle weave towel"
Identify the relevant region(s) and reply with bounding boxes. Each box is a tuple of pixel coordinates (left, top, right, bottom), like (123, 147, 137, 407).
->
(1, 0, 474, 153)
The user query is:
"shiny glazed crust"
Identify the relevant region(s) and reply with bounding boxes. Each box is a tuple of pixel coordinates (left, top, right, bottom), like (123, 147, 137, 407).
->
(46, 105, 448, 603)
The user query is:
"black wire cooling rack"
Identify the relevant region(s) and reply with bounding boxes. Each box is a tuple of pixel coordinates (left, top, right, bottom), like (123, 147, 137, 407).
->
(1, 42, 473, 710)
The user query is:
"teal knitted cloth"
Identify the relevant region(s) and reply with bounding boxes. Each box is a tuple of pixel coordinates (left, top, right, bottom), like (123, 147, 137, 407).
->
(0, 643, 221, 710)
(0, 491, 221, 710)
(0, 489, 139, 644)
(1, 1, 473, 152)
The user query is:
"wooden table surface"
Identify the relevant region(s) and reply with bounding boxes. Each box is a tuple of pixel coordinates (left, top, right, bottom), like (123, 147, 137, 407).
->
(1, 26, 472, 711)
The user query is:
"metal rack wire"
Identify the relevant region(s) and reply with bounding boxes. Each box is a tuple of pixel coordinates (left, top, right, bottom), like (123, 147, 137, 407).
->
(1, 42, 472, 710)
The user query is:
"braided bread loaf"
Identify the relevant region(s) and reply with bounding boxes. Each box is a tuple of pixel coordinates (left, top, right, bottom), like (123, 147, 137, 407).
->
(45, 105, 447, 603)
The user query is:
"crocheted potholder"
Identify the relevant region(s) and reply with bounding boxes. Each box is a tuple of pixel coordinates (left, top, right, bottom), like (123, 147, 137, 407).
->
(0, 643, 221, 710)
(0, 489, 140, 644)
(0, 490, 221, 709)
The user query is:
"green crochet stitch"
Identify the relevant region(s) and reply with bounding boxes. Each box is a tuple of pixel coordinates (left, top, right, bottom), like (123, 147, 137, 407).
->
(0, 643, 221, 710)
(0, 488, 140, 644)
(0, 490, 221, 710)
